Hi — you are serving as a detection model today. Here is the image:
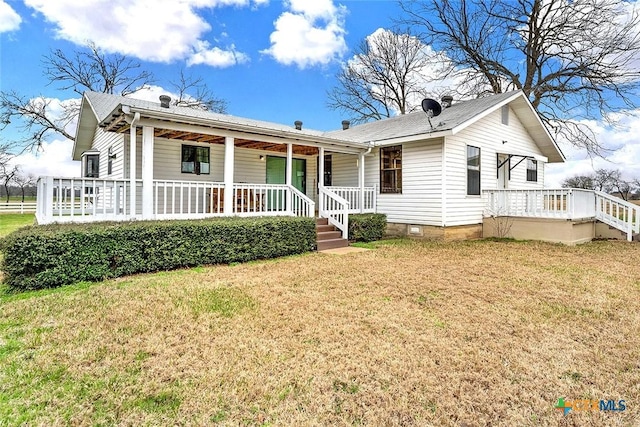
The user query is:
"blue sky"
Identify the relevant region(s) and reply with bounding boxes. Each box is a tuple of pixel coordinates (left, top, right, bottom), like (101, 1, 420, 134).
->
(1, 0, 639, 186)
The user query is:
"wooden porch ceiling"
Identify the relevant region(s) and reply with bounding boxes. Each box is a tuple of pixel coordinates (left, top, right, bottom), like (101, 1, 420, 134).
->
(123, 125, 320, 156)
(174, 128, 320, 156)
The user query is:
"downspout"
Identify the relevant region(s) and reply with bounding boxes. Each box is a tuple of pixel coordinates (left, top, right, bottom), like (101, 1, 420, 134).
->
(123, 106, 140, 217)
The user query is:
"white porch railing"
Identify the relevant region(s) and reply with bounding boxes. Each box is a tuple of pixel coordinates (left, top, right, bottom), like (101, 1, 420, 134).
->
(326, 185, 377, 213)
(319, 186, 349, 239)
(36, 177, 136, 224)
(36, 177, 315, 224)
(484, 188, 640, 241)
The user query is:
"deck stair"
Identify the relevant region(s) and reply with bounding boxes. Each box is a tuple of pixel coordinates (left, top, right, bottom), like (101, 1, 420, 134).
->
(316, 217, 349, 251)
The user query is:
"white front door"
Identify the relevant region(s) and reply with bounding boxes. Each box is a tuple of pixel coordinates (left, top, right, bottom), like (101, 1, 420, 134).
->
(497, 154, 509, 190)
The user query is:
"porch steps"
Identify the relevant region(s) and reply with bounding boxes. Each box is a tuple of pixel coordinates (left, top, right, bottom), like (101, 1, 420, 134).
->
(316, 217, 349, 251)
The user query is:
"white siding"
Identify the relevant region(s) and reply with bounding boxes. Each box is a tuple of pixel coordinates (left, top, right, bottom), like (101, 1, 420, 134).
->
(332, 141, 444, 225)
(443, 106, 546, 226)
(90, 128, 124, 179)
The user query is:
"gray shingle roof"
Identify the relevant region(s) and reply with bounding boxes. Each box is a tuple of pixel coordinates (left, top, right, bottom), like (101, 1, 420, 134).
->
(85, 91, 327, 138)
(325, 91, 520, 142)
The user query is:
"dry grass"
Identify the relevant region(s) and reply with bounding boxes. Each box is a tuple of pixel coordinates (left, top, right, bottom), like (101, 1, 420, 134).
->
(1, 239, 640, 426)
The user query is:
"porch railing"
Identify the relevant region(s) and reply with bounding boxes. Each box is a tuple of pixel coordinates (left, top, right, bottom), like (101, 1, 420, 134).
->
(319, 186, 349, 239)
(36, 177, 316, 224)
(36, 177, 136, 224)
(484, 188, 639, 241)
(326, 185, 376, 213)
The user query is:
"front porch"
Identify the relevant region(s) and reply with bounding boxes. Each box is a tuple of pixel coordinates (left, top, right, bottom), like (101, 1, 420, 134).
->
(483, 188, 640, 242)
(35, 177, 377, 240)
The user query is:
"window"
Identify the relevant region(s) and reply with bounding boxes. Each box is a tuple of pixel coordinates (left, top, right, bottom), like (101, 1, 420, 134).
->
(527, 159, 538, 182)
(501, 105, 509, 125)
(318, 154, 332, 186)
(181, 145, 210, 174)
(380, 145, 402, 193)
(84, 154, 99, 178)
(467, 145, 481, 195)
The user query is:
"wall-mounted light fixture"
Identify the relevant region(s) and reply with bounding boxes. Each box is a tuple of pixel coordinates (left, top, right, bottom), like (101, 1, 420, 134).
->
(108, 146, 117, 159)
(502, 140, 508, 145)
(259, 155, 265, 161)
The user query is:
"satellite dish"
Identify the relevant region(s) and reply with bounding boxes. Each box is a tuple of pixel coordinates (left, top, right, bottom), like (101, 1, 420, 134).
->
(421, 98, 442, 130)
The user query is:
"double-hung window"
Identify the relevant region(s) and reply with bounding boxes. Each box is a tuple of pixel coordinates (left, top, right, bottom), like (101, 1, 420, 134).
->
(181, 145, 210, 175)
(467, 145, 481, 195)
(380, 145, 402, 193)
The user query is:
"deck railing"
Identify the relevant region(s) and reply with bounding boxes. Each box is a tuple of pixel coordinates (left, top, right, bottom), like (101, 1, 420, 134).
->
(484, 188, 640, 241)
(319, 186, 349, 239)
(326, 185, 376, 213)
(484, 188, 596, 219)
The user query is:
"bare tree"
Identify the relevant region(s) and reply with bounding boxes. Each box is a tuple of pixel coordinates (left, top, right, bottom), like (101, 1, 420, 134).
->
(561, 175, 595, 190)
(0, 147, 18, 203)
(327, 29, 451, 124)
(400, 0, 640, 156)
(169, 69, 227, 113)
(1, 42, 227, 150)
(12, 172, 36, 202)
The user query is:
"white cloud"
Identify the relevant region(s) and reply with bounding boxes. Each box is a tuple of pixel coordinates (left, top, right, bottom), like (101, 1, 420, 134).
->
(0, 0, 21, 32)
(546, 110, 640, 187)
(10, 138, 79, 178)
(187, 41, 249, 67)
(23, 0, 262, 66)
(262, 0, 347, 68)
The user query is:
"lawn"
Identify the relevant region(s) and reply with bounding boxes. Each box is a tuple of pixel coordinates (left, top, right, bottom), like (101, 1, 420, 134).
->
(0, 213, 35, 238)
(0, 239, 639, 426)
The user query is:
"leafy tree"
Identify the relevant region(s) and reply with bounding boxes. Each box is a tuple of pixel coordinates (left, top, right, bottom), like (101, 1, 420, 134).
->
(400, 0, 640, 155)
(561, 175, 595, 190)
(562, 168, 637, 200)
(327, 29, 449, 124)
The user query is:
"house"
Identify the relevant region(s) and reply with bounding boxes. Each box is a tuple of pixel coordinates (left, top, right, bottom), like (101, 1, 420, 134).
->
(35, 90, 639, 245)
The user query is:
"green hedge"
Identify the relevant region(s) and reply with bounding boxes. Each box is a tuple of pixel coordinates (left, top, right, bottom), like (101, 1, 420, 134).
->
(1, 216, 316, 291)
(348, 213, 387, 242)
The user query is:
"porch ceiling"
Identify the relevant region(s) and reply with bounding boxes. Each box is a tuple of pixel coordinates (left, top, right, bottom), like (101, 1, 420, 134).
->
(116, 124, 320, 155)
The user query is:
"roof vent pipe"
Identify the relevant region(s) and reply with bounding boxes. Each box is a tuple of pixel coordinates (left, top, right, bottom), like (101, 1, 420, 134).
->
(441, 95, 453, 109)
(159, 95, 171, 108)
(341, 120, 350, 130)
(294, 120, 303, 130)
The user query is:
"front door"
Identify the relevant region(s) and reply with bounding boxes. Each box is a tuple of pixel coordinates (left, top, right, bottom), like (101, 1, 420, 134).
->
(497, 154, 509, 190)
(266, 156, 306, 209)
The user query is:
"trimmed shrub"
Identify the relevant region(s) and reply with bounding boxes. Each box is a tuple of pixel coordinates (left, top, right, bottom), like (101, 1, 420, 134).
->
(1, 216, 316, 291)
(348, 213, 387, 242)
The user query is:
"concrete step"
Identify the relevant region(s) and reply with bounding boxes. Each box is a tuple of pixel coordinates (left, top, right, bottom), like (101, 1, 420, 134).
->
(317, 230, 342, 241)
(317, 238, 349, 251)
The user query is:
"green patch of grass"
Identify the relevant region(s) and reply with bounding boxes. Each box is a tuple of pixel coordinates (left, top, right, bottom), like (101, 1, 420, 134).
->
(0, 213, 35, 238)
(185, 287, 256, 318)
(134, 391, 181, 413)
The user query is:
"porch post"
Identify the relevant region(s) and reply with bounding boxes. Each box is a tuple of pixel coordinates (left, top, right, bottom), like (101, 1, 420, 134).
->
(141, 126, 154, 219)
(286, 143, 292, 213)
(318, 146, 324, 214)
(129, 125, 137, 217)
(358, 152, 365, 213)
(224, 136, 235, 215)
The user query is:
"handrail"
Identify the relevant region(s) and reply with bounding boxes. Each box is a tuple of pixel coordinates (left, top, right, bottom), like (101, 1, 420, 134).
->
(289, 185, 315, 217)
(319, 186, 349, 239)
(326, 185, 376, 213)
(594, 191, 639, 241)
